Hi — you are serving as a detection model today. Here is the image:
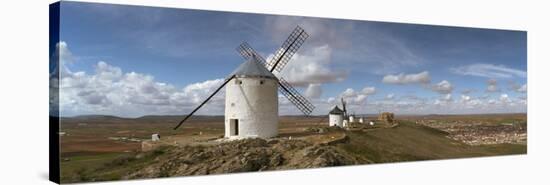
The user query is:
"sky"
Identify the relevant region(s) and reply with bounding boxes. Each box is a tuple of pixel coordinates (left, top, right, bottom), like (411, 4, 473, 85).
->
(51, 1, 527, 117)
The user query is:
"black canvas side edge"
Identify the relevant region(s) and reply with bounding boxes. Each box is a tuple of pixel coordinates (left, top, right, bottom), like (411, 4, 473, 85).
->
(49, 1, 61, 184)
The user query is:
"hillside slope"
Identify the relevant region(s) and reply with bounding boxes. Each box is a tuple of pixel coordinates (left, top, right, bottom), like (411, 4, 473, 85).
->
(340, 121, 525, 163)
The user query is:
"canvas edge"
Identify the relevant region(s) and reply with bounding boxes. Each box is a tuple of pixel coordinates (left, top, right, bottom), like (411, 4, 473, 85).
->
(49, 1, 61, 184)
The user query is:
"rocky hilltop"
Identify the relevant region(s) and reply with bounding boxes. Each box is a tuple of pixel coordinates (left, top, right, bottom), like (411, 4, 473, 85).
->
(125, 137, 365, 179)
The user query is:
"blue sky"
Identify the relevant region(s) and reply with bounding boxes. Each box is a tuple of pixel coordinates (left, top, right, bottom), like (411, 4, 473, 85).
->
(54, 2, 527, 117)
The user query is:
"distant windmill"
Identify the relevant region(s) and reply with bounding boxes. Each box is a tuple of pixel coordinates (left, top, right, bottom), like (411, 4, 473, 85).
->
(173, 26, 315, 139)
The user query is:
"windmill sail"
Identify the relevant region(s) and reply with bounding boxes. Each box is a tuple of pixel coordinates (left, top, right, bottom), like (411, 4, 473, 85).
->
(267, 26, 309, 72)
(234, 25, 315, 116)
(236, 42, 267, 66)
(173, 75, 235, 130)
(278, 77, 315, 115)
(341, 97, 347, 117)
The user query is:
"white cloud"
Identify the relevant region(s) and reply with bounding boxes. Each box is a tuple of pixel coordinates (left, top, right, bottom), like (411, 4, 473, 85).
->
(55, 41, 73, 64)
(385, 93, 395, 100)
(361, 86, 376, 95)
(327, 91, 526, 115)
(182, 78, 224, 103)
(59, 59, 226, 117)
(326, 97, 336, 104)
(382, 71, 431, 85)
(340, 88, 356, 98)
(451, 63, 526, 78)
(460, 95, 471, 102)
(50, 41, 76, 78)
(486, 79, 500, 92)
(458, 95, 483, 108)
(431, 80, 454, 94)
(500, 94, 511, 103)
(265, 17, 349, 87)
(443, 94, 452, 101)
(434, 94, 453, 105)
(336, 86, 376, 105)
(275, 45, 347, 87)
(304, 83, 322, 99)
(517, 84, 527, 93)
(509, 82, 527, 93)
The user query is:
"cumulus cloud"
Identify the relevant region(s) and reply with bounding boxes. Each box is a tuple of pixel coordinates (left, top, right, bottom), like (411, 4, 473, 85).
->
(265, 17, 349, 88)
(486, 79, 500, 92)
(382, 71, 431, 85)
(361, 86, 376, 95)
(460, 94, 471, 102)
(442, 94, 453, 101)
(335, 86, 376, 105)
(182, 79, 224, 103)
(458, 94, 483, 108)
(304, 83, 322, 99)
(55, 41, 74, 64)
(50, 41, 76, 78)
(451, 63, 526, 78)
(500, 94, 511, 103)
(508, 81, 527, 93)
(340, 88, 357, 98)
(59, 58, 226, 117)
(434, 94, 453, 106)
(517, 84, 527, 93)
(322, 90, 526, 115)
(275, 45, 347, 87)
(431, 80, 454, 94)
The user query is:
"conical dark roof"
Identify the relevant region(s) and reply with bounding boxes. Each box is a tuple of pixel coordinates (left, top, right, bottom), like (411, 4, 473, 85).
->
(229, 57, 276, 79)
(329, 106, 344, 115)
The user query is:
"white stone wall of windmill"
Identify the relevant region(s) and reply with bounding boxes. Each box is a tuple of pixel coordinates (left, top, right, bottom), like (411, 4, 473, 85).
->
(329, 106, 344, 127)
(224, 62, 279, 138)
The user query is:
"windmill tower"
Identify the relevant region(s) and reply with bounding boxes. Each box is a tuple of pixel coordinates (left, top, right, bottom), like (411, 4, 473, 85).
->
(173, 26, 314, 139)
(224, 57, 278, 138)
(328, 106, 344, 127)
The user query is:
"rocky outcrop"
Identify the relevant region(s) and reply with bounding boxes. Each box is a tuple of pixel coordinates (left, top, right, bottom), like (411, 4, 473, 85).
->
(125, 138, 362, 179)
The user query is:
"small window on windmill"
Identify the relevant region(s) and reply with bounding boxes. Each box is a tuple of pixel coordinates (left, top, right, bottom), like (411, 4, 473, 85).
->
(260, 80, 264, 85)
(235, 80, 242, 85)
(231, 103, 235, 107)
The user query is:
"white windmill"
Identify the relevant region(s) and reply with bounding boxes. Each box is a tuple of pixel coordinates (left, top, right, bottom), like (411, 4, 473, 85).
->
(173, 26, 314, 139)
(328, 106, 344, 127)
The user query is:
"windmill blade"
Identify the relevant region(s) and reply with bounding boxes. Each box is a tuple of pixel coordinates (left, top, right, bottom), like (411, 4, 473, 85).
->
(341, 97, 347, 117)
(267, 26, 309, 72)
(277, 77, 315, 115)
(236, 42, 268, 66)
(173, 75, 235, 130)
